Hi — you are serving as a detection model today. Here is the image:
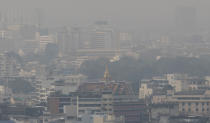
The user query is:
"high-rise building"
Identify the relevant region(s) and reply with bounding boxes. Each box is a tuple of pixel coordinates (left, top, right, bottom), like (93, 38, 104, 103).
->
(90, 21, 115, 50)
(56, 27, 71, 55)
(36, 29, 54, 51)
(119, 32, 133, 49)
(71, 26, 82, 51)
(0, 53, 19, 77)
(0, 30, 16, 52)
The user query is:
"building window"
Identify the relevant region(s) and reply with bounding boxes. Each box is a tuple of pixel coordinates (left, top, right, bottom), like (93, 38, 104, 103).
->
(182, 108, 185, 112)
(188, 108, 191, 112)
(196, 108, 199, 112)
(202, 108, 205, 112)
(182, 102, 185, 106)
(207, 108, 209, 111)
(188, 102, 191, 106)
(196, 102, 199, 106)
(207, 102, 209, 106)
(202, 102, 205, 106)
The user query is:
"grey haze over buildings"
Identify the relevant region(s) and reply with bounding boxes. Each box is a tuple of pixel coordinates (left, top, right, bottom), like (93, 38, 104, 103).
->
(1, 0, 210, 122)
(0, 0, 209, 31)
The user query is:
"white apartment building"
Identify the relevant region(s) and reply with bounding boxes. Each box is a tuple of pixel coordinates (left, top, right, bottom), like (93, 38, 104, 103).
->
(139, 81, 153, 99)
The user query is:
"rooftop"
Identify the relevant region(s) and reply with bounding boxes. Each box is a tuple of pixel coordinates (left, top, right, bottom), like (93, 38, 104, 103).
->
(174, 90, 206, 95)
(77, 81, 134, 96)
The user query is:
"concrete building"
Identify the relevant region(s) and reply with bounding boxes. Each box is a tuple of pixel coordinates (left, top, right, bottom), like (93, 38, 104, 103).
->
(22, 39, 39, 55)
(35, 31, 54, 51)
(169, 116, 209, 123)
(53, 74, 87, 95)
(166, 74, 183, 92)
(113, 100, 148, 123)
(101, 91, 113, 115)
(47, 92, 102, 115)
(91, 114, 124, 123)
(0, 30, 16, 52)
(64, 113, 124, 123)
(90, 21, 115, 50)
(0, 53, 20, 77)
(48, 79, 136, 116)
(169, 90, 210, 116)
(118, 32, 133, 49)
(56, 27, 71, 55)
(33, 79, 55, 103)
(139, 78, 172, 100)
(139, 81, 153, 99)
(70, 26, 90, 51)
(152, 93, 167, 104)
(166, 74, 208, 92)
(150, 103, 179, 123)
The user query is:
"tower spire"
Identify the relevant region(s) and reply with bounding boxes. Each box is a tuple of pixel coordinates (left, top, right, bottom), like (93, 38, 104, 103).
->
(103, 65, 111, 82)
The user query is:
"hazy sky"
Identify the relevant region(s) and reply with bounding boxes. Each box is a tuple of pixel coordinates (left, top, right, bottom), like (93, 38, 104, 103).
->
(0, 0, 210, 31)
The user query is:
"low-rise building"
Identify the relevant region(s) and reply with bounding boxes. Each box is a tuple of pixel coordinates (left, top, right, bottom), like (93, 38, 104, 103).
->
(169, 90, 210, 116)
(139, 81, 153, 99)
(139, 78, 173, 100)
(150, 103, 179, 123)
(53, 74, 87, 95)
(113, 100, 148, 123)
